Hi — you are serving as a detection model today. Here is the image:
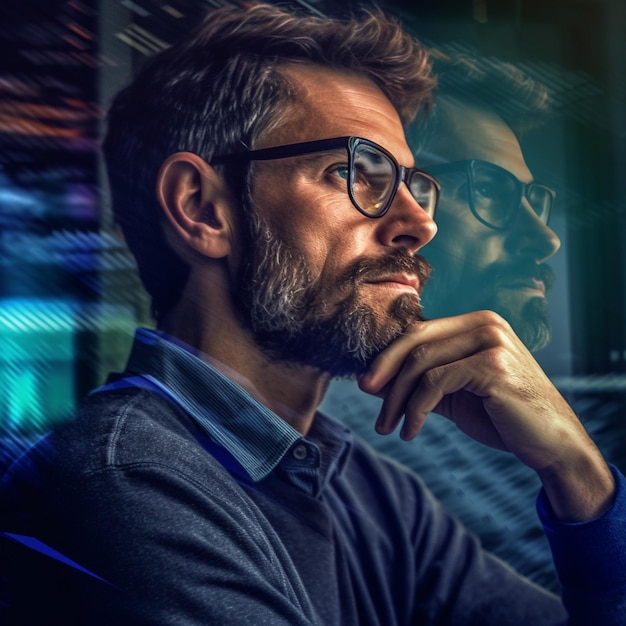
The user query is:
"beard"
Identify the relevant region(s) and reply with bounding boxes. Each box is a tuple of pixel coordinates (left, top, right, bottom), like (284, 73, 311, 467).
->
(422, 255, 555, 352)
(491, 284, 553, 351)
(231, 214, 431, 377)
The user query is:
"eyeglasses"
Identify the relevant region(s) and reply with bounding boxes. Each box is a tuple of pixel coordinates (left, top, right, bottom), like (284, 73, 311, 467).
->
(212, 136, 440, 219)
(425, 159, 555, 230)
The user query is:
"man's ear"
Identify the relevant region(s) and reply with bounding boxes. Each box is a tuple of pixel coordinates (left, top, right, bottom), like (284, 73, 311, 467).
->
(156, 152, 235, 259)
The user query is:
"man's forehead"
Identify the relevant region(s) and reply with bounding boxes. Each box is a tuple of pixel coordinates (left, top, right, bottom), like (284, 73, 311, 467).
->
(422, 99, 526, 165)
(262, 63, 413, 164)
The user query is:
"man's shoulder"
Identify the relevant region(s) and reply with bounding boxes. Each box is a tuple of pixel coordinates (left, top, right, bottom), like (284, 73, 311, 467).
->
(1, 386, 250, 535)
(0, 387, 213, 500)
(54, 386, 207, 475)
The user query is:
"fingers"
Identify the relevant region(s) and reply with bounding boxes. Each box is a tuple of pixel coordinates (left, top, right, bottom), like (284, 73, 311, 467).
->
(355, 311, 616, 521)
(359, 310, 514, 395)
(359, 311, 515, 439)
(376, 350, 497, 441)
(373, 345, 472, 439)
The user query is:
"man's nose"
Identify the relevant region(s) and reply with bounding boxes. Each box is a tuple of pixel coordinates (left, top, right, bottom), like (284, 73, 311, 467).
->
(508, 198, 561, 262)
(375, 183, 438, 254)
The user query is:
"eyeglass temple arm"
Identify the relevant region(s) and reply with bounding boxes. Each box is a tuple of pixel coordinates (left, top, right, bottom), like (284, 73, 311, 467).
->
(212, 137, 351, 164)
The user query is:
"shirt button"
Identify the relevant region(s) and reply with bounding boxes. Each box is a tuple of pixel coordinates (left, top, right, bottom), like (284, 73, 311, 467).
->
(292, 444, 308, 460)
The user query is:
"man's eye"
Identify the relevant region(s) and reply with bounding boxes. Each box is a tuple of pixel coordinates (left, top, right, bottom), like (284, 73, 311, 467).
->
(475, 182, 499, 199)
(332, 165, 350, 181)
(449, 180, 470, 202)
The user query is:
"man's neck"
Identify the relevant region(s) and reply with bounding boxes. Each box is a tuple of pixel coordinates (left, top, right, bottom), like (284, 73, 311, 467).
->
(159, 303, 331, 435)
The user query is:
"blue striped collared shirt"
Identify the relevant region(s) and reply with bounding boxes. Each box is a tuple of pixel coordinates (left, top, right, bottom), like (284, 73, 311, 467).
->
(96, 328, 352, 496)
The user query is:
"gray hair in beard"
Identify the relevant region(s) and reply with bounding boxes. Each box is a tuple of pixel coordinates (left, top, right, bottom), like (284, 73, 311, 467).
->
(232, 212, 431, 376)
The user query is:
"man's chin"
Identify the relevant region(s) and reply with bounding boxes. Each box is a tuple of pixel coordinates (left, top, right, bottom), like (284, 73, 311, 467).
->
(253, 292, 424, 378)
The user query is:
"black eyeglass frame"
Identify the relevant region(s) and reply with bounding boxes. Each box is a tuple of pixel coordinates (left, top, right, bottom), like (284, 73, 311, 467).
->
(425, 159, 555, 230)
(212, 136, 441, 219)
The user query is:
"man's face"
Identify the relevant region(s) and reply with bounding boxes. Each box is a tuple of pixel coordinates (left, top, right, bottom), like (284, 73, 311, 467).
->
(230, 65, 437, 376)
(414, 101, 561, 351)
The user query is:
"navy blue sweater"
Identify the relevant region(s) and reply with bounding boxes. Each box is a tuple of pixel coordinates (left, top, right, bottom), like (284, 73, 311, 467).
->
(1, 330, 625, 624)
(2, 386, 626, 624)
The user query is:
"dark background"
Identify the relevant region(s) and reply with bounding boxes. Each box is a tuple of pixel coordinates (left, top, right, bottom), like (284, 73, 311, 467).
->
(0, 0, 624, 457)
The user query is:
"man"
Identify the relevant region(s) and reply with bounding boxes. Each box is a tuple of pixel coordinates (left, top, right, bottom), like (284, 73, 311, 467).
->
(414, 52, 560, 351)
(1, 5, 624, 625)
(322, 52, 566, 590)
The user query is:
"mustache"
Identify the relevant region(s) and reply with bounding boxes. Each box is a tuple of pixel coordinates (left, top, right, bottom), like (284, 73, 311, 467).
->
(495, 262, 556, 293)
(338, 250, 432, 291)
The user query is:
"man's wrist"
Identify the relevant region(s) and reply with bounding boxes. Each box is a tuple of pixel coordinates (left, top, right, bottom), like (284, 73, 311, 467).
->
(537, 450, 616, 522)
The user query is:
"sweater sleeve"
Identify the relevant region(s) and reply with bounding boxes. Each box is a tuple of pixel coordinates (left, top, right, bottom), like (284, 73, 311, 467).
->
(537, 464, 626, 626)
(341, 441, 568, 625)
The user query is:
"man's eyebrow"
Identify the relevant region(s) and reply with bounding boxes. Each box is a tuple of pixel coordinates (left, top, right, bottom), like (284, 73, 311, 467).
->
(250, 145, 348, 161)
(293, 149, 348, 164)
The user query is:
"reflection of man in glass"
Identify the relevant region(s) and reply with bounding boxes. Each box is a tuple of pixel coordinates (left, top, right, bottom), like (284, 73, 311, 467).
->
(412, 53, 561, 349)
(322, 52, 564, 590)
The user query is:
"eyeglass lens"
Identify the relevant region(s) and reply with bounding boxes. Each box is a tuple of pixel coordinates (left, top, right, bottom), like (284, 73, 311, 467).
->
(351, 141, 438, 218)
(352, 143, 395, 216)
(470, 161, 552, 228)
(407, 170, 440, 217)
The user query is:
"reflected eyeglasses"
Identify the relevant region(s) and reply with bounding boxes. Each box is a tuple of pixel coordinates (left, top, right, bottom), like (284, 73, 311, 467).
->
(212, 136, 441, 219)
(425, 159, 555, 230)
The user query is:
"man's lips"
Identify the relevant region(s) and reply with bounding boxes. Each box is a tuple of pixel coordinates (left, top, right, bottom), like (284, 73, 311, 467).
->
(498, 278, 546, 296)
(366, 273, 420, 293)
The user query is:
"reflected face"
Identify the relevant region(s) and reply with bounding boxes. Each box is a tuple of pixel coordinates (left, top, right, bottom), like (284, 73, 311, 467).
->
(232, 65, 437, 375)
(414, 100, 561, 350)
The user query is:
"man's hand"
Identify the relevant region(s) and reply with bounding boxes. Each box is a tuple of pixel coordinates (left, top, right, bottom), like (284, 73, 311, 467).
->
(358, 310, 615, 522)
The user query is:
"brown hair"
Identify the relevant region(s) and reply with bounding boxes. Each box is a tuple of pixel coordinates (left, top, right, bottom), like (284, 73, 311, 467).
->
(103, 3, 436, 320)
(408, 47, 552, 153)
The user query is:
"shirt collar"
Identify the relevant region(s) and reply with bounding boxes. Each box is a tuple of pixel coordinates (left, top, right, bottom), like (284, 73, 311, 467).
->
(112, 328, 352, 486)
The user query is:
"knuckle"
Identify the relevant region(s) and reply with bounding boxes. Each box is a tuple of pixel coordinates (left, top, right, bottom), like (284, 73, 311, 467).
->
(473, 311, 512, 345)
(484, 345, 508, 368)
(407, 343, 430, 366)
(474, 309, 511, 331)
(474, 347, 510, 381)
(477, 324, 508, 346)
(420, 367, 442, 388)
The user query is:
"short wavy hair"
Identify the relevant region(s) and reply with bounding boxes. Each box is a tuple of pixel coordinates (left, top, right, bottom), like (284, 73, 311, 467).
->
(410, 47, 553, 155)
(102, 3, 436, 320)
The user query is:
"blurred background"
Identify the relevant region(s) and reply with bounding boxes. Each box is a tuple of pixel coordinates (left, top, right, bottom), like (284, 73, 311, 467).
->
(1, 0, 625, 591)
